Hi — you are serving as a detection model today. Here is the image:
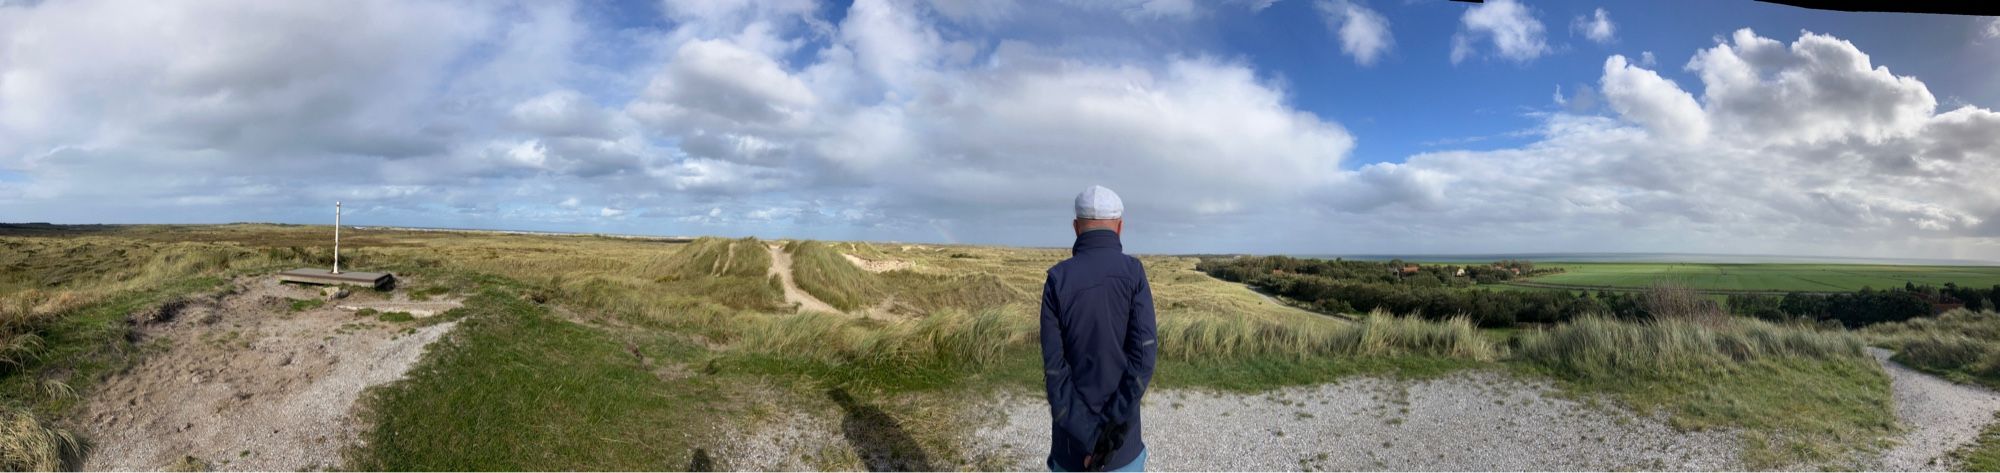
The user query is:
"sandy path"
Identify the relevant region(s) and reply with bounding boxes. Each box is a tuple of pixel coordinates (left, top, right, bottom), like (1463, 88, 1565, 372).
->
(966, 371, 1742, 471)
(768, 244, 840, 314)
(1871, 347, 2000, 470)
(79, 278, 461, 471)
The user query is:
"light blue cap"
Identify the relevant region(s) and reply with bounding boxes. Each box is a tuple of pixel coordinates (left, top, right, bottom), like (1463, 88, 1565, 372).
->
(1075, 185, 1123, 220)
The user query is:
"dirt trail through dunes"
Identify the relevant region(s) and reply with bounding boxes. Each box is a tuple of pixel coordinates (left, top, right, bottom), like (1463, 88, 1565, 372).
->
(1871, 347, 2000, 470)
(768, 244, 840, 314)
(79, 277, 462, 471)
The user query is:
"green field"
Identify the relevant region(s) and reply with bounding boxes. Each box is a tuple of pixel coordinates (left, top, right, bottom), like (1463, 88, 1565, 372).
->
(1517, 262, 2000, 292)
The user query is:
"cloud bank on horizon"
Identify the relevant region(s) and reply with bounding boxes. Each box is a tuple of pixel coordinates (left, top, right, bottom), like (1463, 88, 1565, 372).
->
(0, 0, 1997, 259)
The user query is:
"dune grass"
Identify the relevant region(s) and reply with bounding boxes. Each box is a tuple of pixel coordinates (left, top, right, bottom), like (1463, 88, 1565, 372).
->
(0, 408, 81, 471)
(0, 225, 1922, 470)
(1517, 315, 1891, 468)
(876, 270, 1023, 315)
(1862, 309, 2000, 390)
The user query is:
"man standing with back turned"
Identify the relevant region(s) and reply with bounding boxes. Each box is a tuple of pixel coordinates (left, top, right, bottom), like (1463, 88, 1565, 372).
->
(1041, 185, 1158, 472)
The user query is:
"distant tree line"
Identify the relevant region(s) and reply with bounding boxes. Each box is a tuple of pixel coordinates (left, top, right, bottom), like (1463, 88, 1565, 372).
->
(1202, 256, 1991, 329)
(1729, 282, 1999, 328)
(1197, 256, 1595, 328)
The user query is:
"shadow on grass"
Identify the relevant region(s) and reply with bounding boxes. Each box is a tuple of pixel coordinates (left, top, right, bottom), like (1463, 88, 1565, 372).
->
(827, 388, 935, 471)
(688, 448, 714, 471)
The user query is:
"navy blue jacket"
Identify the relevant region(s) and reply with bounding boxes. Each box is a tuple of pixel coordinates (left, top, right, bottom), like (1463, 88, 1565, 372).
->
(1040, 229, 1157, 471)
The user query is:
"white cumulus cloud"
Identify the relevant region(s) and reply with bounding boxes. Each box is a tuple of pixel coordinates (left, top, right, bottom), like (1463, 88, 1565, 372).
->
(1317, 0, 1393, 66)
(1572, 8, 1614, 44)
(1451, 0, 1549, 64)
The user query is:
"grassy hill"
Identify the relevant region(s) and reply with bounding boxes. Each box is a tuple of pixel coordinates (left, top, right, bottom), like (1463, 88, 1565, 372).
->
(0, 224, 1971, 469)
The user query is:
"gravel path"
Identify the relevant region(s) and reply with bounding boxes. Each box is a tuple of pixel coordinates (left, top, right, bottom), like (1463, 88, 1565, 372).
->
(1871, 347, 2000, 471)
(967, 371, 1742, 471)
(960, 354, 2000, 471)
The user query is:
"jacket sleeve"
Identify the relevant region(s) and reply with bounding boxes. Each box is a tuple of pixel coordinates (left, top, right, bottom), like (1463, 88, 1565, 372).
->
(1103, 260, 1158, 429)
(1040, 271, 1105, 448)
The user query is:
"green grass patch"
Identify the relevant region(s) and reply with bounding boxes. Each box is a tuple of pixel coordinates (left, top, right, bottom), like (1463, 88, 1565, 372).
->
(407, 286, 450, 302)
(348, 289, 737, 470)
(376, 311, 415, 323)
(287, 297, 325, 312)
(1952, 412, 2000, 472)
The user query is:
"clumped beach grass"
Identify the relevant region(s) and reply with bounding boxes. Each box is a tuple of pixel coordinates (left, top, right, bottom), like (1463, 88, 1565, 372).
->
(0, 407, 83, 471)
(877, 270, 1023, 315)
(1160, 310, 1497, 361)
(1518, 316, 1866, 379)
(1863, 309, 2000, 389)
(736, 308, 1032, 370)
(1517, 314, 1890, 468)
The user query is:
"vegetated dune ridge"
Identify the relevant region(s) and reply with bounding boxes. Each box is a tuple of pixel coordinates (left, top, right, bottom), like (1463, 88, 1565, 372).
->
(79, 277, 461, 471)
(9, 224, 2000, 471)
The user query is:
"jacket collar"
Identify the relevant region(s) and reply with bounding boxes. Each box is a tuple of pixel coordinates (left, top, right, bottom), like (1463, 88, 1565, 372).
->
(1072, 229, 1122, 255)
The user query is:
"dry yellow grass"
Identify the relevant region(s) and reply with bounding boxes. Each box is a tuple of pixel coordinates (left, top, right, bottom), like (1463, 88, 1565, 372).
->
(0, 407, 81, 471)
(0, 224, 1903, 470)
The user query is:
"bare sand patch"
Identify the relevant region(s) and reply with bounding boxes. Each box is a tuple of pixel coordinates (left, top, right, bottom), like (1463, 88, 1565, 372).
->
(842, 253, 912, 273)
(78, 277, 461, 471)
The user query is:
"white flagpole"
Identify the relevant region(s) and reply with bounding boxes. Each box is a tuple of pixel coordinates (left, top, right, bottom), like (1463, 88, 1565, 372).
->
(334, 201, 342, 274)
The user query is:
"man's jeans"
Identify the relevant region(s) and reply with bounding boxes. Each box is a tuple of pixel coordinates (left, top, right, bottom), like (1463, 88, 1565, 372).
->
(1048, 447, 1148, 472)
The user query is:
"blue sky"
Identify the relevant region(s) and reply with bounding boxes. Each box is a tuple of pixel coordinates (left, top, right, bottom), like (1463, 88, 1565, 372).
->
(2, 0, 1998, 260)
